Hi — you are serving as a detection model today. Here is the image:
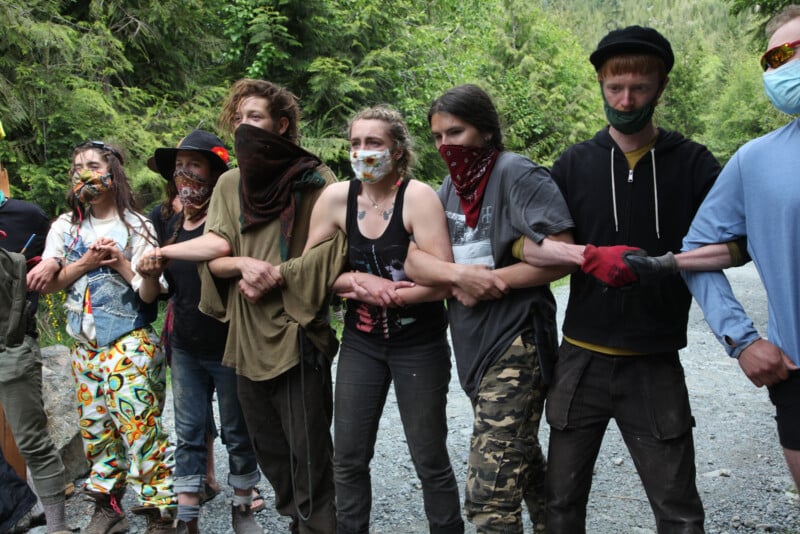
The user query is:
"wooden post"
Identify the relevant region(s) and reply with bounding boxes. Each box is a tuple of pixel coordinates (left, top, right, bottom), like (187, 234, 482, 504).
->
(0, 403, 27, 480)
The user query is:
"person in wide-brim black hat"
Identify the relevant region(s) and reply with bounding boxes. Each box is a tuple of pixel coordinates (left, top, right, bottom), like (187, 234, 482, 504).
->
(152, 129, 230, 182)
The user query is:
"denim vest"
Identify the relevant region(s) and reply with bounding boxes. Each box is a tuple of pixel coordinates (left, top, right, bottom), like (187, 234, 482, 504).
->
(62, 220, 156, 347)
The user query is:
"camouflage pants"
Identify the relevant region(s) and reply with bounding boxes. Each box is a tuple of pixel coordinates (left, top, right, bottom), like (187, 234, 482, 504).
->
(466, 335, 547, 533)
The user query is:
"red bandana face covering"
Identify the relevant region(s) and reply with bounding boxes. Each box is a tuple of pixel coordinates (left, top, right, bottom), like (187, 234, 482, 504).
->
(438, 144, 500, 227)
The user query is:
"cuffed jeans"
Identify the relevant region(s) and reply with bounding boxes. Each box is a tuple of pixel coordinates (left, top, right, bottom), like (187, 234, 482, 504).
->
(0, 335, 66, 505)
(334, 334, 463, 534)
(170, 346, 259, 493)
(545, 341, 704, 533)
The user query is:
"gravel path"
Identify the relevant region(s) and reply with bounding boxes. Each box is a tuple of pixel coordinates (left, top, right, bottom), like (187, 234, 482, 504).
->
(57, 263, 799, 533)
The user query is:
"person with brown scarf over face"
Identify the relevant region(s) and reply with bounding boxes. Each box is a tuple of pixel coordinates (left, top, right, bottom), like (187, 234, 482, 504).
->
(152, 79, 345, 534)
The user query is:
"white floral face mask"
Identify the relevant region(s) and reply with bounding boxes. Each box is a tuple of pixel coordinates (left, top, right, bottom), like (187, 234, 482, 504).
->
(350, 148, 394, 184)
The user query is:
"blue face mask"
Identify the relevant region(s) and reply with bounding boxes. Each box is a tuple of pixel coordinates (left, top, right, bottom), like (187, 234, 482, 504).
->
(763, 59, 800, 115)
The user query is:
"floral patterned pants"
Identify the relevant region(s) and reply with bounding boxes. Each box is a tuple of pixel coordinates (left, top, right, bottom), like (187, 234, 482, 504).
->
(71, 327, 176, 510)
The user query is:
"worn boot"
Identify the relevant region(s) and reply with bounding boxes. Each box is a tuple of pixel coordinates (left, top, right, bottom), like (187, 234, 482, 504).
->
(131, 506, 178, 534)
(231, 503, 264, 534)
(174, 518, 198, 534)
(84, 491, 129, 534)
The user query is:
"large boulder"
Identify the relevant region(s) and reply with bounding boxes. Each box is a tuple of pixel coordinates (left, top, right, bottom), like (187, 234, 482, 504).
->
(40, 344, 87, 483)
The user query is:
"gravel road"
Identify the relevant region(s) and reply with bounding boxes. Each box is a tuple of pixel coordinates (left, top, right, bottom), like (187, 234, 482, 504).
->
(56, 263, 799, 533)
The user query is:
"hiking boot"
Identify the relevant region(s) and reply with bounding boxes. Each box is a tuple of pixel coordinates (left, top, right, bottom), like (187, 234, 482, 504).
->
(174, 518, 198, 534)
(83, 491, 129, 534)
(131, 506, 178, 534)
(232, 503, 264, 534)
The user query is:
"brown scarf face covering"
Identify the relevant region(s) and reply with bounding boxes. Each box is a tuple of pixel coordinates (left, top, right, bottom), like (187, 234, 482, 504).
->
(438, 144, 499, 227)
(235, 124, 322, 247)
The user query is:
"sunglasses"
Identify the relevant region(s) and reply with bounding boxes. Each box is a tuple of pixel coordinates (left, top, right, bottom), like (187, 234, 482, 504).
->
(75, 140, 125, 165)
(760, 39, 800, 71)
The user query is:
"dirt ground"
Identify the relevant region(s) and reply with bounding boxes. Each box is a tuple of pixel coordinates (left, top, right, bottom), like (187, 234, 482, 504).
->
(59, 263, 799, 533)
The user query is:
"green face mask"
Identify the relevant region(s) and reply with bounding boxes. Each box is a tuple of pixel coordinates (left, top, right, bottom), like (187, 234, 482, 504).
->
(0, 189, 6, 207)
(601, 87, 658, 135)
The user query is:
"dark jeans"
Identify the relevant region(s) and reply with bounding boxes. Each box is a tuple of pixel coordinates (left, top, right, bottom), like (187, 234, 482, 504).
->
(334, 334, 463, 534)
(545, 342, 704, 533)
(238, 360, 335, 534)
(171, 347, 259, 493)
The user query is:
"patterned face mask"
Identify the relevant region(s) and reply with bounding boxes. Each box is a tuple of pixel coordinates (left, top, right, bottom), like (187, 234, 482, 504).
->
(350, 148, 394, 184)
(71, 169, 113, 203)
(174, 168, 212, 221)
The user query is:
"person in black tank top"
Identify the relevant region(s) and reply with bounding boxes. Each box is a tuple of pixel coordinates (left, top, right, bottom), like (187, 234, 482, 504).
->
(303, 106, 464, 533)
(138, 131, 264, 534)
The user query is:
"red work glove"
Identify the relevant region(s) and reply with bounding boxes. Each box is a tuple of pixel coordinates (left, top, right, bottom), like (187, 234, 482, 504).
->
(581, 244, 646, 287)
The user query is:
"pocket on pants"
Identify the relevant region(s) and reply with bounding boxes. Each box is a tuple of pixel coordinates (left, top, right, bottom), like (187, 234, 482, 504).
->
(467, 435, 524, 505)
(640, 354, 693, 440)
(0, 337, 41, 383)
(545, 342, 593, 430)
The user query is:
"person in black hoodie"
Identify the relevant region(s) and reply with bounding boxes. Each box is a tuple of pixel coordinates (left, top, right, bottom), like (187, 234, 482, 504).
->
(522, 27, 720, 533)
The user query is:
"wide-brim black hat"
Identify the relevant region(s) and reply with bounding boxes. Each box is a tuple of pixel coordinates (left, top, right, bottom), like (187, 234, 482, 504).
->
(152, 130, 230, 181)
(590, 25, 674, 73)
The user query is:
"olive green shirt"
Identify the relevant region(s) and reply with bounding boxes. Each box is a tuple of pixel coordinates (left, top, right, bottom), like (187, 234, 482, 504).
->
(199, 165, 341, 381)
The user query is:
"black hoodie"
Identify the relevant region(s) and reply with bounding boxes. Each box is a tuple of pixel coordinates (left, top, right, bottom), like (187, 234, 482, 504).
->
(552, 127, 720, 353)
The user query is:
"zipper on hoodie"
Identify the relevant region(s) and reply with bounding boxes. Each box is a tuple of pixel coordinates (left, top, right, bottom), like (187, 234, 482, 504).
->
(627, 169, 634, 183)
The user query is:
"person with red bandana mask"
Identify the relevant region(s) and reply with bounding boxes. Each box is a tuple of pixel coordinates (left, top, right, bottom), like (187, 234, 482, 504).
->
(404, 84, 575, 533)
(138, 130, 263, 534)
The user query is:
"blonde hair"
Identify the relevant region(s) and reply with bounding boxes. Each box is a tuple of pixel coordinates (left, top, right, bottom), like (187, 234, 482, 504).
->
(348, 105, 416, 178)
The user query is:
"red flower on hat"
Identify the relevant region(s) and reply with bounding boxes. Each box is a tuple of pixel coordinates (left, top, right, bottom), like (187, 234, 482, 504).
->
(211, 146, 229, 163)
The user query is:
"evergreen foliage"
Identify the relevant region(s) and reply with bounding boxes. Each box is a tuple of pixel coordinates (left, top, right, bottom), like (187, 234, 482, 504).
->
(0, 0, 796, 216)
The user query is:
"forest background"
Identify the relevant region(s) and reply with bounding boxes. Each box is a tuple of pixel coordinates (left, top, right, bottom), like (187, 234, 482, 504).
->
(2, 0, 796, 344)
(1, 0, 795, 216)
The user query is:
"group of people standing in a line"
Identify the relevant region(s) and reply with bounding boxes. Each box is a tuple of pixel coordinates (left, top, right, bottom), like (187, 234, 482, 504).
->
(1, 6, 799, 534)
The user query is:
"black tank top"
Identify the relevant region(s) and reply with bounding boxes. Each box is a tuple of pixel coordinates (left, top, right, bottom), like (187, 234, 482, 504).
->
(344, 179, 447, 346)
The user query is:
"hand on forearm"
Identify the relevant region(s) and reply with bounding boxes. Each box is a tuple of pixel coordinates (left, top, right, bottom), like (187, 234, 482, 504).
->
(453, 264, 508, 301)
(27, 258, 61, 292)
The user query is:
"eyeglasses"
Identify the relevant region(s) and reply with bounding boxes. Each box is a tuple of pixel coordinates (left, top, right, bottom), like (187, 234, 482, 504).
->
(75, 140, 124, 165)
(760, 39, 800, 71)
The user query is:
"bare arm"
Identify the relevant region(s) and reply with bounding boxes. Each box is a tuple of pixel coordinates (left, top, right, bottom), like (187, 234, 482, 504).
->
(159, 232, 231, 262)
(40, 241, 117, 293)
(521, 232, 584, 268)
(27, 257, 62, 293)
(674, 243, 735, 271)
(303, 182, 348, 253)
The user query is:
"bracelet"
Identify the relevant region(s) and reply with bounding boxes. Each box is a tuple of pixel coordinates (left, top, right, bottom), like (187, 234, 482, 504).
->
(54, 257, 64, 272)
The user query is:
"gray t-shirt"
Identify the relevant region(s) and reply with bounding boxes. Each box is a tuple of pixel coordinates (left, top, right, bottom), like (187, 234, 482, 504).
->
(438, 151, 573, 399)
